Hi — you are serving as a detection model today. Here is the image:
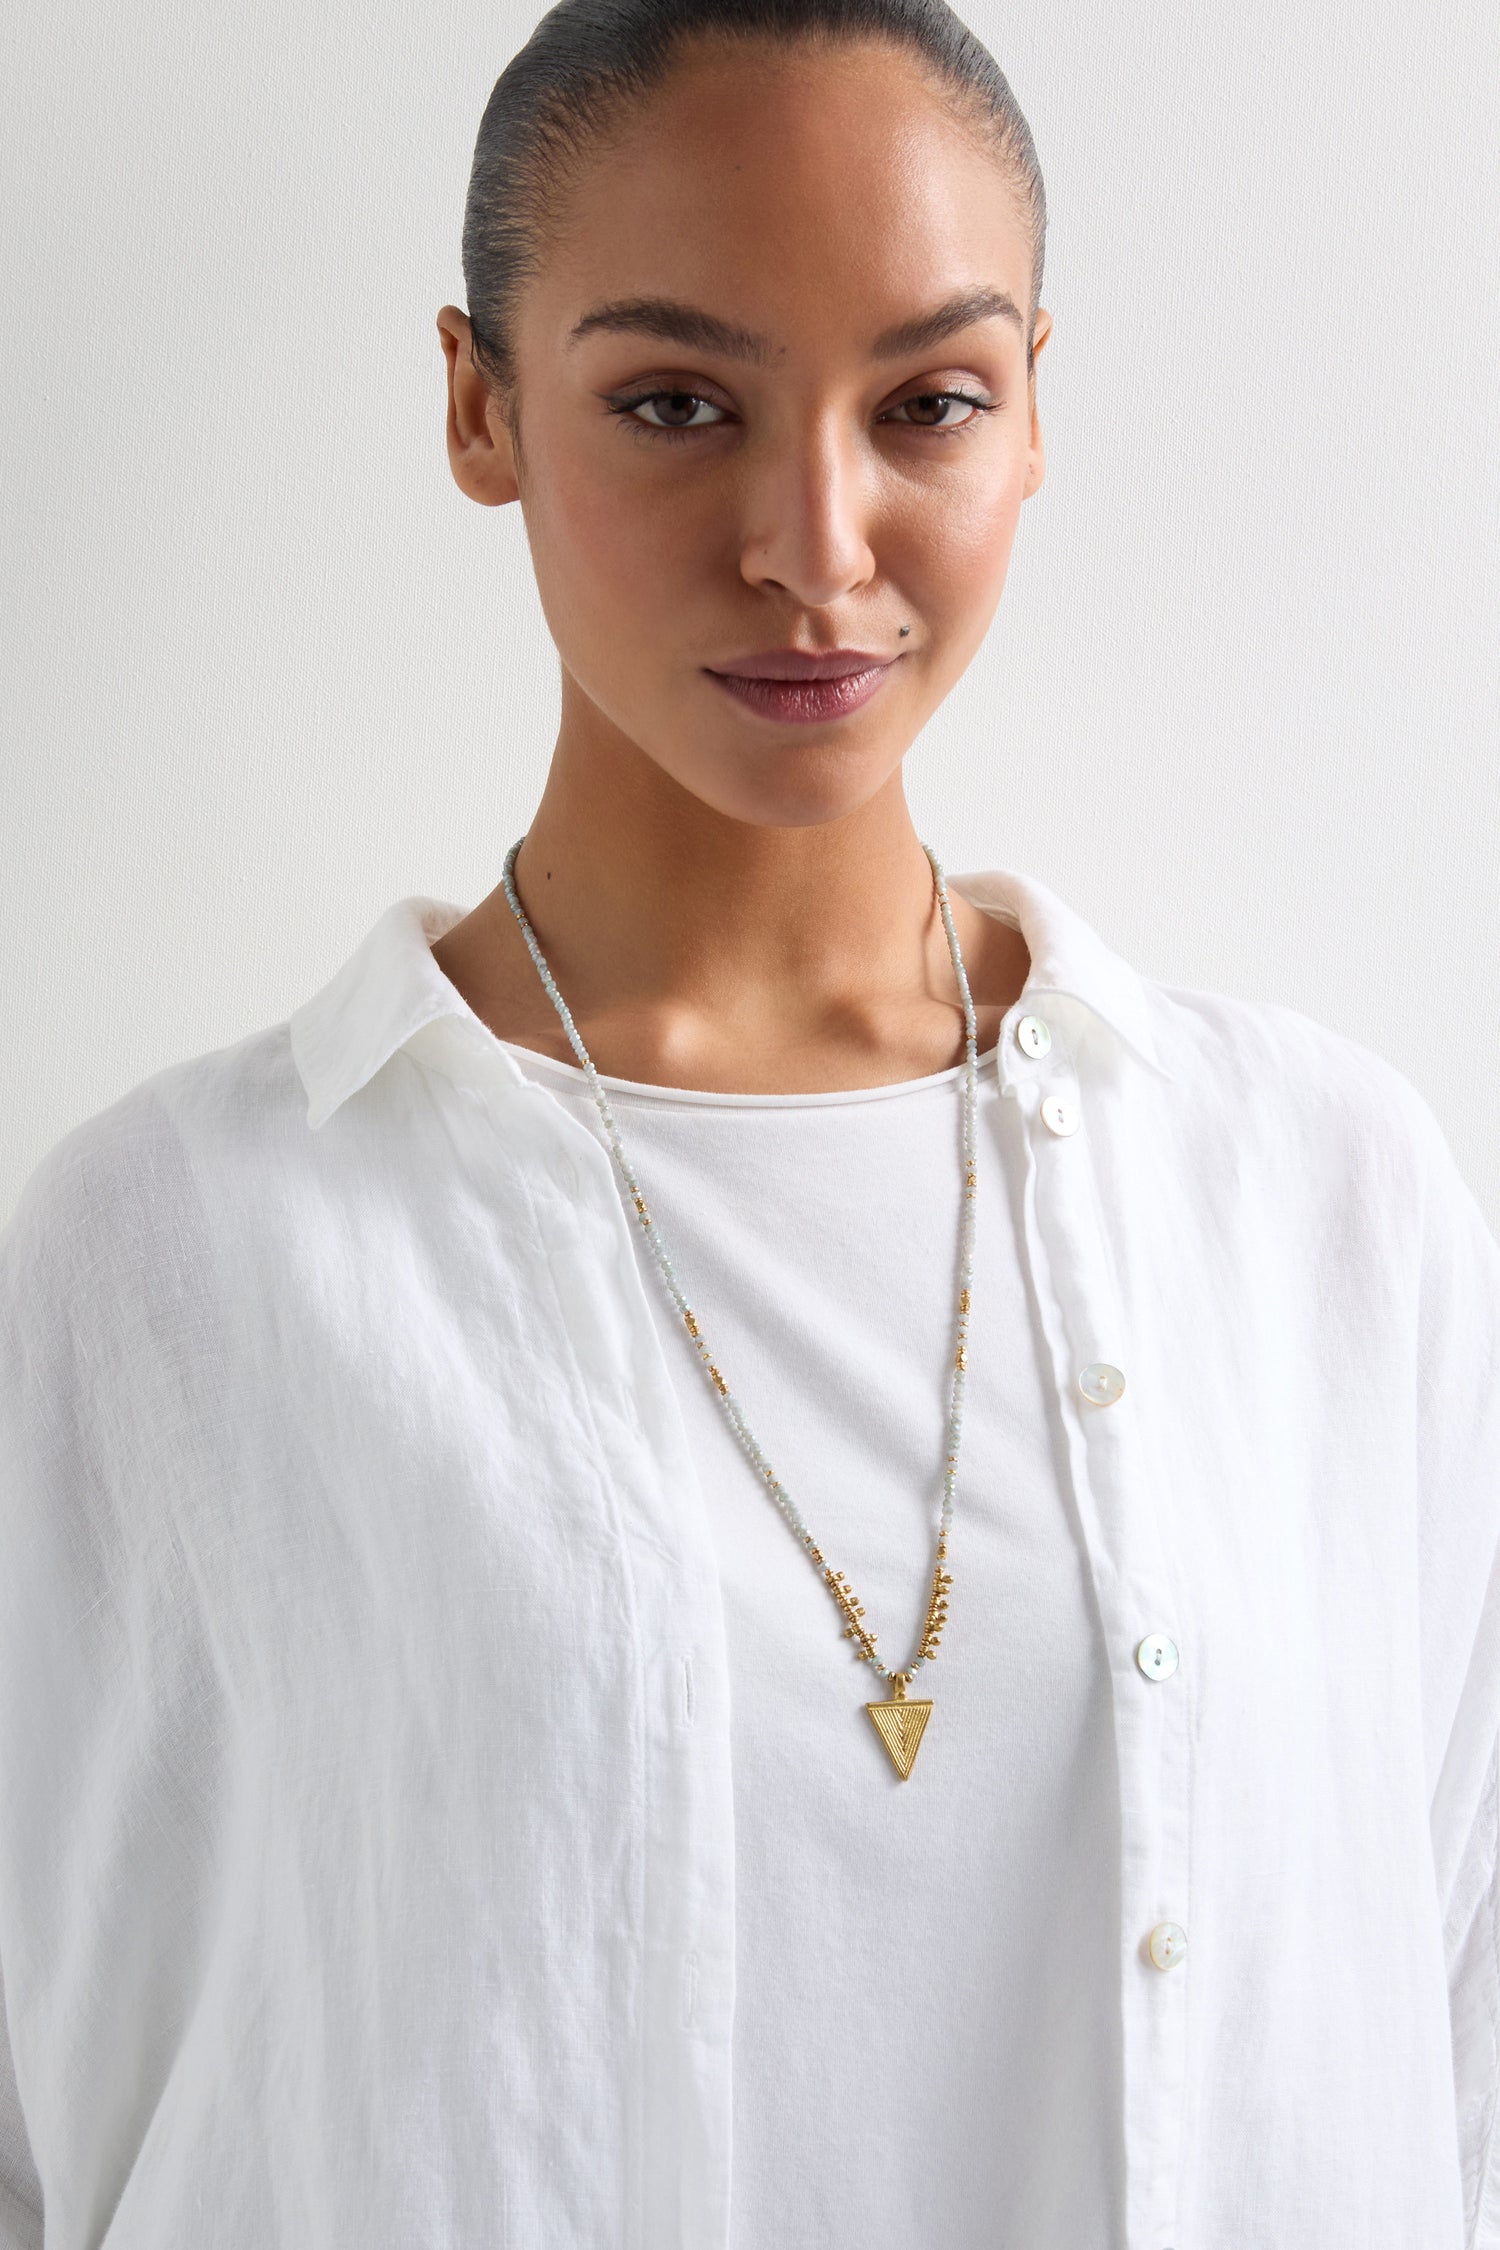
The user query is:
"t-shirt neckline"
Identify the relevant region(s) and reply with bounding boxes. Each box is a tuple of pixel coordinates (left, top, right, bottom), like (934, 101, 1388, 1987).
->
(495, 1036, 1003, 1110)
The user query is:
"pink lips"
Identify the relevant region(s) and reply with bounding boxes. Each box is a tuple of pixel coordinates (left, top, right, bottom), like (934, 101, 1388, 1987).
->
(704, 647, 900, 725)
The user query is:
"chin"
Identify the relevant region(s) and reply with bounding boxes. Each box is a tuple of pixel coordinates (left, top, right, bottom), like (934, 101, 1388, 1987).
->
(686, 765, 901, 833)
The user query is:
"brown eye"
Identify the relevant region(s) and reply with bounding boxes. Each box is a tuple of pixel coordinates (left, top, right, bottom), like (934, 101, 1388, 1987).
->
(606, 390, 731, 437)
(885, 390, 996, 434)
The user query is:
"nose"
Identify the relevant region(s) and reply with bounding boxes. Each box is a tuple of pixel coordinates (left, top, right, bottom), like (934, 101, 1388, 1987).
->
(736, 409, 878, 610)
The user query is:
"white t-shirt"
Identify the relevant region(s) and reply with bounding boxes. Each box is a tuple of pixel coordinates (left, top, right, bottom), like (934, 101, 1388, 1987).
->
(497, 1034, 1125, 2245)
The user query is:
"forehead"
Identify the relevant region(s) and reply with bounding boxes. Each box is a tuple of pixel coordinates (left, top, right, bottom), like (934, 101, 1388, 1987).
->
(528, 36, 1030, 348)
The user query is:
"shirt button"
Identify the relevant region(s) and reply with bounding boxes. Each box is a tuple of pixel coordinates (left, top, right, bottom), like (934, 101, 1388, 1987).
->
(1078, 1361, 1125, 1406)
(1016, 1012, 1052, 1058)
(1148, 1922, 1187, 1970)
(1040, 1093, 1078, 1137)
(1136, 1633, 1179, 1681)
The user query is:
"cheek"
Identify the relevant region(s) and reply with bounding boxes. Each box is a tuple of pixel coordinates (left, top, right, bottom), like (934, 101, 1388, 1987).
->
(530, 471, 641, 610)
(894, 464, 1025, 602)
(518, 436, 704, 718)
(524, 458, 721, 715)
(526, 431, 698, 622)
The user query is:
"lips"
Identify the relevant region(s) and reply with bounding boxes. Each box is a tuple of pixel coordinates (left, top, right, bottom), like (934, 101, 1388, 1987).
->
(707, 648, 894, 681)
(703, 653, 900, 725)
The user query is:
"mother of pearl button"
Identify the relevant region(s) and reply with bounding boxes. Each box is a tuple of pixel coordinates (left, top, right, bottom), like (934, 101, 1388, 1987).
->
(1016, 1013, 1052, 1058)
(1148, 1922, 1187, 1970)
(1040, 1093, 1078, 1136)
(1078, 1362, 1125, 1406)
(1135, 1634, 1179, 1681)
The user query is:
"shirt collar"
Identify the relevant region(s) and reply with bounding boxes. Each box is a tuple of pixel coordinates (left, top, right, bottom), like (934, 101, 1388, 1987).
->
(949, 865, 1171, 1084)
(288, 866, 1171, 1132)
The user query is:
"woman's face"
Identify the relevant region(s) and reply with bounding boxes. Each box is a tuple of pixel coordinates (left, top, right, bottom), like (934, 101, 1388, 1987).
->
(440, 36, 1050, 829)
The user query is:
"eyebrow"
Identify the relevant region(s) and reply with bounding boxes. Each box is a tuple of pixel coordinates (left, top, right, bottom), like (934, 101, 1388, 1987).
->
(565, 284, 1023, 367)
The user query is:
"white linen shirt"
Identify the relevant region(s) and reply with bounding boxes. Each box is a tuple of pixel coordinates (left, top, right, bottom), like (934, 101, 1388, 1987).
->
(1, 865, 1498, 2250)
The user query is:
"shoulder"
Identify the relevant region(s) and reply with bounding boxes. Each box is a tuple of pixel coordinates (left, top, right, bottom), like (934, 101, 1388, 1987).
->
(1151, 974, 1449, 1187)
(1136, 974, 1500, 1315)
(0, 1020, 305, 1368)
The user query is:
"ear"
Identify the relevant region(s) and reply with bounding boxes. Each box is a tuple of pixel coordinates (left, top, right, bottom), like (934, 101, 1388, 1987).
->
(1022, 306, 1051, 500)
(436, 306, 520, 507)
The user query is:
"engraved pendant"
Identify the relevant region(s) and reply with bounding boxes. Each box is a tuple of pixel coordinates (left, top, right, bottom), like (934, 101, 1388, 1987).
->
(865, 1676, 933, 1779)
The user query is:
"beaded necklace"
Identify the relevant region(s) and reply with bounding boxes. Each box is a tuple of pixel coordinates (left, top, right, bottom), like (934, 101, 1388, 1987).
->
(500, 835, 978, 1780)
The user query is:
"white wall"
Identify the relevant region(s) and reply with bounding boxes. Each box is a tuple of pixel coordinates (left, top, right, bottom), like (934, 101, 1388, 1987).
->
(3, 0, 1496, 1224)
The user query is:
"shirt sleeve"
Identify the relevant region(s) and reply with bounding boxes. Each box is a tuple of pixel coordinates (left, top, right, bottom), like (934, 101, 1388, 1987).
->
(0, 1190, 45, 2250)
(1413, 1096, 1500, 2244)
(0, 1953, 41, 2248)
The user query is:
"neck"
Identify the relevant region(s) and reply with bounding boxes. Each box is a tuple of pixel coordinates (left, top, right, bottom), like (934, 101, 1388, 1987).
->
(432, 730, 1031, 1095)
(518, 736, 955, 1004)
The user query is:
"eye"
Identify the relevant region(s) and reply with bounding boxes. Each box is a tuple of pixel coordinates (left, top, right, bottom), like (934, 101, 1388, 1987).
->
(601, 383, 999, 444)
(605, 389, 732, 441)
(882, 389, 997, 436)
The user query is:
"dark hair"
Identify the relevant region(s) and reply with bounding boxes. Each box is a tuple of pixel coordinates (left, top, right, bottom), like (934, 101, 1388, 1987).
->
(460, 0, 1046, 431)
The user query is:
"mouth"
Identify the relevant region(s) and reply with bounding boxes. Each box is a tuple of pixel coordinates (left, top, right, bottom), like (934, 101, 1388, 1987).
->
(702, 656, 900, 726)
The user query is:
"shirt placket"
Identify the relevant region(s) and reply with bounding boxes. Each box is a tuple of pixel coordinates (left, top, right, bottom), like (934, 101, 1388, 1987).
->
(1002, 998, 1192, 2250)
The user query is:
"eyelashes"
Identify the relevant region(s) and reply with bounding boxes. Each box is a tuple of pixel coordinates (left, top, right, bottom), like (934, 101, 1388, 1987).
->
(886, 391, 999, 436)
(602, 388, 999, 444)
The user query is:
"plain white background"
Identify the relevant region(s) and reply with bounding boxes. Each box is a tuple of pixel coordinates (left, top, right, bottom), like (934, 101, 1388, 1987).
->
(2, 1, 1496, 1227)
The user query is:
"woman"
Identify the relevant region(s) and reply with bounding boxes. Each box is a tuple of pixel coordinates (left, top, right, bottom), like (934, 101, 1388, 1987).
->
(1, 3, 1497, 2245)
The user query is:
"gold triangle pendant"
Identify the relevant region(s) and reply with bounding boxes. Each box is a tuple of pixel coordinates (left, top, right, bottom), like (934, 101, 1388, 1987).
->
(865, 1680, 933, 1780)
